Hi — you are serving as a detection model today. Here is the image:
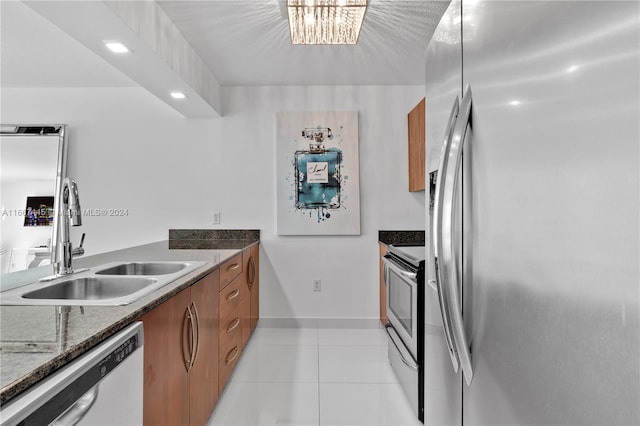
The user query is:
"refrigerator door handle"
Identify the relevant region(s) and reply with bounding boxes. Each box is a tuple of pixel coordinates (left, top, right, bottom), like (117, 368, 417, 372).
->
(442, 83, 474, 386)
(433, 95, 461, 374)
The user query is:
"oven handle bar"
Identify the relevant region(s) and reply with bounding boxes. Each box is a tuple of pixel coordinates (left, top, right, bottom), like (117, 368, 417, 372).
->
(440, 84, 474, 386)
(384, 260, 390, 288)
(383, 255, 417, 282)
(384, 324, 418, 371)
(433, 95, 462, 374)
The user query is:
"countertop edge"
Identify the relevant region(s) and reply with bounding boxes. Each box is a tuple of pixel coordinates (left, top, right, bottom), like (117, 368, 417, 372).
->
(378, 230, 425, 246)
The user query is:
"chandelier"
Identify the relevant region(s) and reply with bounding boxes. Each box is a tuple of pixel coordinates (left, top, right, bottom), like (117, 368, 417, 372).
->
(287, 0, 368, 45)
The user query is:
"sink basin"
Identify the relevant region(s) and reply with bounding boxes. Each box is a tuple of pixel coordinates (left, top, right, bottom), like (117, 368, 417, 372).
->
(95, 262, 189, 276)
(0, 260, 207, 306)
(22, 277, 157, 301)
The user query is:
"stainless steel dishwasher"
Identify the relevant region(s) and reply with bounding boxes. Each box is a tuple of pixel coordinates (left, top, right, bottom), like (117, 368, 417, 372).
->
(0, 322, 143, 425)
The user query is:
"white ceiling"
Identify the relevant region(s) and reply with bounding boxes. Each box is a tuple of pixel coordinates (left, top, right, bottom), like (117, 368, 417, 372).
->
(158, 0, 450, 86)
(0, 1, 135, 88)
(1, 1, 448, 90)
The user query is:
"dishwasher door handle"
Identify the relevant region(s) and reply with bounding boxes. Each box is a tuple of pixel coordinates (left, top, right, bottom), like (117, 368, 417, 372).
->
(51, 385, 99, 426)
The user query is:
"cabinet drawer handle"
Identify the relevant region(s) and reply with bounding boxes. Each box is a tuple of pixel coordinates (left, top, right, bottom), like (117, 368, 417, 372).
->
(247, 256, 255, 288)
(225, 346, 239, 365)
(226, 289, 240, 301)
(191, 302, 201, 368)
(226, 262, 240, 272)
(184, 305, 195, 372)
(226, 317, 241, 333)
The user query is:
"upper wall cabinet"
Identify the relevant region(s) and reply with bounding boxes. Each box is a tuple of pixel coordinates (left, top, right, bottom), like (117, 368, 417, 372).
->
(408, 98, 426, 192)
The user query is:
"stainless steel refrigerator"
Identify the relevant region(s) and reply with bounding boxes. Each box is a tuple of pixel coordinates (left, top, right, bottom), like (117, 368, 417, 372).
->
(424, 1, 640, 425)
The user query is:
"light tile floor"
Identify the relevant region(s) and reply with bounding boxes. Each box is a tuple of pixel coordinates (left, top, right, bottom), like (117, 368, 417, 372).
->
(207, 328, 422, 426)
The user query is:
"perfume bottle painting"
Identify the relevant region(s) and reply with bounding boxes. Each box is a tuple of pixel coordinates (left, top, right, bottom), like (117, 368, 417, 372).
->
(294, 127, 342, 212)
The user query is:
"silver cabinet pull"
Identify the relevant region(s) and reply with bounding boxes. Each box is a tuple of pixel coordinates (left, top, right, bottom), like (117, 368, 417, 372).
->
(225, 346, 239, 365)
(433, 95, 462, 375)
(226, 317, 240, 333)
(184, 305, 195, 372)
(439, 84, 474, 386)
(247, 256, 255, 288)
(226, 289, 240, 301)
(190, 302, 201, 369)
(226, 262, 240, 272)
(51, 385, 99, 426)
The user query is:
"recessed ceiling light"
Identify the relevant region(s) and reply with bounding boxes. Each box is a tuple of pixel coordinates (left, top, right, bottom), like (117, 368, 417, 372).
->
(170, 91, 187, 99)
(509, 100, 522, 106)
(104, 42, 130, 53)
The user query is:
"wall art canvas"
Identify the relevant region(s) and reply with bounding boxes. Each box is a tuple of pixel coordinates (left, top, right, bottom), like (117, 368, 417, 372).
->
(276, 111, 360, 235)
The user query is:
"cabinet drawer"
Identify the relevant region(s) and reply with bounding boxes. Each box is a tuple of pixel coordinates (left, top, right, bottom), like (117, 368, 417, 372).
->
(219, 306, 242, 345)
(219, 277, 242, 320)
(218, 330, 242, 392)
(219, 254, 243, 291)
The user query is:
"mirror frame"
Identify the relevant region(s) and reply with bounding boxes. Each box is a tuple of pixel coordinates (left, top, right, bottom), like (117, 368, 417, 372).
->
(0, 124, 67, 274)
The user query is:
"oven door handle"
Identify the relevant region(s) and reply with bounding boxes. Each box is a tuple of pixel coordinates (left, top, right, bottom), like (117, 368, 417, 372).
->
(383, 255, 417, 282)
(384, 324, 418, 371)
(433, 94, 462, 374)
(439, 84, 474, 386)
(384, 262, 390, 288)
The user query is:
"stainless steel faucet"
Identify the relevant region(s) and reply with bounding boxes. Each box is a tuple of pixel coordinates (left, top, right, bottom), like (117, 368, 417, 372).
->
(53, 177, 86, 276)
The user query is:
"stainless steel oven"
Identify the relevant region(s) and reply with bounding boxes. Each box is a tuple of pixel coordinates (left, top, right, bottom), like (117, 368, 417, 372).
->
(383, 244, 425, 423)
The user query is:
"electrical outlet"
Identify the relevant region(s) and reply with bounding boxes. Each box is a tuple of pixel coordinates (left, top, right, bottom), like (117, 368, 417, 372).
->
(213, 212, 221, 225)
(313, 279, 321, 292)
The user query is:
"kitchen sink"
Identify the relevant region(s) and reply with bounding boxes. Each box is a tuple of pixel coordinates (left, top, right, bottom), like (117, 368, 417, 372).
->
(95, 262, 190, 276)
(21, 277, 157, 301)
(0, 261, 207, 306)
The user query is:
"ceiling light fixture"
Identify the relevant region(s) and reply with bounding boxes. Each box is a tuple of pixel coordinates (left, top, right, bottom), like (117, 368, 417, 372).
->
(104, 41, 130, 53)
(170, 91, 187, 99)
(287, 0, 367, 45)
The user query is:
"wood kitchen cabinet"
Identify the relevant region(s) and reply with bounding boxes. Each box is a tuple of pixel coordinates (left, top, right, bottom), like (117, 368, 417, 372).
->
(141, 287, 190, 426)
(141, 270, 220, 426)
(219, 243, 260, 394)
(218, 254, 244, 394)
(408, 98, 426, 192)
(189, 272, 220, 426)
(219, 252, 243, 291)
(140, 245, 260, 425)
(242, 243, 259, 348)
(379, 243, 388, 325)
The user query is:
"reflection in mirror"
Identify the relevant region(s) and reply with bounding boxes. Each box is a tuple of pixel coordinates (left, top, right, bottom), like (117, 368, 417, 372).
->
(0, 125, 67, 274)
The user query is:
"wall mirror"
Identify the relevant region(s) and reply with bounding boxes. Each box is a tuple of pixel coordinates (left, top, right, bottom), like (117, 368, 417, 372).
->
(0, 125, 67, 275)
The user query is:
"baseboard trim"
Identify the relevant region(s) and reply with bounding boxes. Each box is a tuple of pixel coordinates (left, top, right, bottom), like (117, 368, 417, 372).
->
(257, 317, 382, 329)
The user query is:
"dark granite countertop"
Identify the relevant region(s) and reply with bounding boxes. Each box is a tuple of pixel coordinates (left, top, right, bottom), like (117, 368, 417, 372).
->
(378, 230, 425, 246)
(0, 231, 258, 404)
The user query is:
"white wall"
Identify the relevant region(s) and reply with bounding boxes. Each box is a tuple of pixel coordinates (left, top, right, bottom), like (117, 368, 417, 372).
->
(1, 86, 425, 323)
